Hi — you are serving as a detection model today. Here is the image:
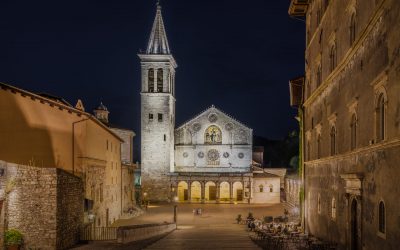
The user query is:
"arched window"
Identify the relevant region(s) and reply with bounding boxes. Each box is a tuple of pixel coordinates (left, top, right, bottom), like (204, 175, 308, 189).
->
(148, 68, 154, 92)
(379, 201, 385, 234)
(330, 45, 337, 72)
(330, 126, 337, 156)
(205, 125, 222, 144)
(259, 185, 264, 193)
(350, 13, 356, 45)
(317, 134, 322, 159)
(317, 4, 322, 26)
(350, 114, 357, 150)
(317, 193, 321, 214)
(376, 93, 386, 142)
(332, 198, 336, 220)
(317, 64, 322, 87)
(269, 185, 273, 193)
(157, 68, 163, 92)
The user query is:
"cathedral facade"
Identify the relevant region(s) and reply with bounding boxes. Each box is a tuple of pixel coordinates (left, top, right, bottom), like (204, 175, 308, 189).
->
(140, 4, 280, 204)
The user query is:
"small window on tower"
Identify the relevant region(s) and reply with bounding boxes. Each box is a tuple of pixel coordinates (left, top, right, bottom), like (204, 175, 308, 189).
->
(149, 113, 153, 121)
(164, 134, 166, 141)
(158, 113, 163, 122)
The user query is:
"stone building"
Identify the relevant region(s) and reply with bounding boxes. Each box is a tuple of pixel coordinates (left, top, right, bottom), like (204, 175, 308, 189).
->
(289, 0, 400, 249)
(93, 103, 137, 214)
(0, 161, 83, 250)
(0, 82, 129, 230)
(140, 4, 282, 204)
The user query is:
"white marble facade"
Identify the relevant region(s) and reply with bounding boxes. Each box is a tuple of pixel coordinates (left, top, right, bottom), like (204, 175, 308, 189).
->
(174, 106, 252, 173)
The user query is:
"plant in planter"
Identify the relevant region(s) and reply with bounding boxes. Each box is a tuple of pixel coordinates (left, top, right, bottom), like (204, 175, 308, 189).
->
(5, 229, 23, 250)
(236, 214, 242, 224)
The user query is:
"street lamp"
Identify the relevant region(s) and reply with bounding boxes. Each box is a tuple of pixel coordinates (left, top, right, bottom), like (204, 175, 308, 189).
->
(173, 195, 178, 226)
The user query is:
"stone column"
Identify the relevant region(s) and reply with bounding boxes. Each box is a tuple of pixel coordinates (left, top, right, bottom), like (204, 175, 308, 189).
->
(216, 182, 220, 204)
(201, 181, 205, 204)
(187, 181, 192, 203)
(229, 181, 234, 204)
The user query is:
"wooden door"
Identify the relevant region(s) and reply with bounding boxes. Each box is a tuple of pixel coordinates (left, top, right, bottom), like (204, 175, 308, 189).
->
(237, 189, 243, 201)
(209, 186, 217, 200)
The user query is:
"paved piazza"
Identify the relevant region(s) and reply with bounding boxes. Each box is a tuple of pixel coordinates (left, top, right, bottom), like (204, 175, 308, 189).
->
(113, 203, 284, 249)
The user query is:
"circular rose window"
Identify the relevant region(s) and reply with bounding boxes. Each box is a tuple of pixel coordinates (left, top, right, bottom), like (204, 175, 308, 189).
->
(238, 152, 244, 159)
(208, 113, 218, 122)
(207, 149, 220, 161)
(223, 152, 230, 158)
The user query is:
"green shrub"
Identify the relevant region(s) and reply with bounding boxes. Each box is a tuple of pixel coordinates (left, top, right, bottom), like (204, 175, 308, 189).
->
(5, 229, 23, 246)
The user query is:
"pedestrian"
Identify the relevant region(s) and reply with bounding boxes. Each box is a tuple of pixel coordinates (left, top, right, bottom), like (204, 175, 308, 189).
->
(198, 208, 202, 216)
(193, 208, 196, 215)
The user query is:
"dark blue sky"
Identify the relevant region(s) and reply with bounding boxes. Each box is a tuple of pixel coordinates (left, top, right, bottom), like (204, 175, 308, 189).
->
(0, 0, 305, 142)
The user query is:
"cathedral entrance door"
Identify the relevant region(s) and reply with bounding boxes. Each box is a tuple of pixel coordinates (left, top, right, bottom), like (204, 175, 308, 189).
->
(209, 186, 217, 201)
(183, 189, 188, 201)
(237, 189, 243, 201)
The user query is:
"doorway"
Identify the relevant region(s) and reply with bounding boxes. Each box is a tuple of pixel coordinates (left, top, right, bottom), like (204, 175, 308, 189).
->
(350, 199, 359, 250)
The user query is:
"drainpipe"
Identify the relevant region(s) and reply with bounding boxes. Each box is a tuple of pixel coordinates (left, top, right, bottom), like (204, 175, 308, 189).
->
(72, 118, 89, 175)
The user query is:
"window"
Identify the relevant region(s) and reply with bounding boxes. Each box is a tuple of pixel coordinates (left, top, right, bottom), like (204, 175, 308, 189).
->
(164, 134, 166, 141)
(106, 140, 109, 150)
(205, 125, 222, 144)
(158, 113, 163, 122)
(148, 68, 154, 92)
(317, 7, 321, 26)
(157, 68, 163, 92)
(317, 64, 322, 87)
(330, 45, 337, 72)
(350, 114, 357, 150)
(317, 134, 321, 159)
(350, 13, 356, 45)
(306, 80, 311, 99)
(100, 183, 103, 202)
(269, 185, 273, 193)
(379, 201, 385, 234)
(259, 185, 264, 192)
(330, 126, 337, 156)
(376, 93, 386, 142)
(317, 194, 321, 214)
(331, 198, 336, 220)
(149, 113, 153, 121)
(307, 140, 311, 161)
(324, 0, 330, 11)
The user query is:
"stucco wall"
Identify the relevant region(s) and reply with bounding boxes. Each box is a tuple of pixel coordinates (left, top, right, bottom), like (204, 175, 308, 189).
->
(252, 177, 280, 204)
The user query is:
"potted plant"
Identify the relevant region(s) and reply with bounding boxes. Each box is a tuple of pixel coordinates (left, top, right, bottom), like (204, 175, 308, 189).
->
(5, 229, 23, 250)
(236, 214, 242, 224)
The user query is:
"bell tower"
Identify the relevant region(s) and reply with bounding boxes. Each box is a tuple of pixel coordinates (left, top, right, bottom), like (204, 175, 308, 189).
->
(139, 2, 177, 202)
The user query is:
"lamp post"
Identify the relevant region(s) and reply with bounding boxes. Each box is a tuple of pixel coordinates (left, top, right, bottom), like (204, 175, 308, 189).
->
(173, 195, 178, 227)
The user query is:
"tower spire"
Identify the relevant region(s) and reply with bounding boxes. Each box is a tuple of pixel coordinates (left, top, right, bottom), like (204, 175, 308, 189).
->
(146, 1, 170, 54)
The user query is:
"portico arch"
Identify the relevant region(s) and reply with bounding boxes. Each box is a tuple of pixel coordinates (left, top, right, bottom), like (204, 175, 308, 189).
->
(191, 181, 201, 202)
(205, 181, 217, 202)
(177, 181, 188, 202)
(233, 182, 244, 202)
(219, 182, 230, 202)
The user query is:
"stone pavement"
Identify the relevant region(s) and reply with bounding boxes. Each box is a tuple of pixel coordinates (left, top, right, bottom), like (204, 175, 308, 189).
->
(74, 203, 284, 249)
(145, 224, 261, 249)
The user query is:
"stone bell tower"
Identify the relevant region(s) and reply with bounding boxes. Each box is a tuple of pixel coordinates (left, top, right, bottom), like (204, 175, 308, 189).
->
(139, 2, 177, 202)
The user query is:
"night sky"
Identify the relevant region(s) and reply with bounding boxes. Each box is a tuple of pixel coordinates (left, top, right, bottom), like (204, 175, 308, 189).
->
(0, 0, 305, 157)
